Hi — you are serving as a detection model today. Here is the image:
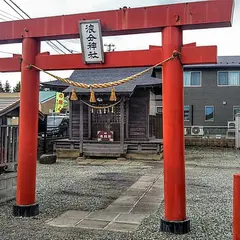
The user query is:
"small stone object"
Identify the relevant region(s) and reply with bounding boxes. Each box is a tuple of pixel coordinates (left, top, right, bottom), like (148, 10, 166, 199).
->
(39, 154, 56, 164)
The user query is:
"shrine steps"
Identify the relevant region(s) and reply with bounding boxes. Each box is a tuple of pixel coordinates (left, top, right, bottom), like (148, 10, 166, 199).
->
(54, 139, 163, 159)
(83, 144, 127, 158)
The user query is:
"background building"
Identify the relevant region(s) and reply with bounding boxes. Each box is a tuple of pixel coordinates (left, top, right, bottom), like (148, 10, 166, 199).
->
(153, 56, 240, 129)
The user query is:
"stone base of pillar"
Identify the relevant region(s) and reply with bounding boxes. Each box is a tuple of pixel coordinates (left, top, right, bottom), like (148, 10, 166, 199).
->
(13, 203, 39, 217)
(160, 218, 190, 234)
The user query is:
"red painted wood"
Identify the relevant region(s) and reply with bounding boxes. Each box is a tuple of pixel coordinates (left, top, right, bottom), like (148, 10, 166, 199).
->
(181, 45, 217, 64)
(162, 26, 186, 221)
(0, 57, 21, 72)
(16, 38, 40, 206)
(233, 174, 240, 240)
(183, 42, 196, 47)
(0, 46, 217, 72)
(35, 49, 165, 71)
(0, 0, 233, 43)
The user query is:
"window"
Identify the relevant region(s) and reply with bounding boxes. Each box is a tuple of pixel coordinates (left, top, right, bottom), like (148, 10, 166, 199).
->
(184, 106, 190, 121)
(156, 106, 162, 113)
(184, 72, 201, 87)
(205, 106, 214, 121)
(218, 71, 240, 86)
(233, 106, 240, 120)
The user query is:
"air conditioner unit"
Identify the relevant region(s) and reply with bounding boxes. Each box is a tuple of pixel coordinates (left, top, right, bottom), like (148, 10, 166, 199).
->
(228, 121, 236, 129)
(191, 126, 204, 136)
(184, 128, 187, 136)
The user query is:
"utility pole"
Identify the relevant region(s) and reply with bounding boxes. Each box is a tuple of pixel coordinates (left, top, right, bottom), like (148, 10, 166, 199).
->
(104, 43, 116, 52)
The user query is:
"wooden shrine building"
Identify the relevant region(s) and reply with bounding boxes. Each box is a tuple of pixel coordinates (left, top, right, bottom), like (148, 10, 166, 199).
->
(46, 67, 163, 157)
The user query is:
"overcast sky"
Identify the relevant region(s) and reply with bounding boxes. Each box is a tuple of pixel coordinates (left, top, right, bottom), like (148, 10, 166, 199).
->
(0, 0, 239, 89)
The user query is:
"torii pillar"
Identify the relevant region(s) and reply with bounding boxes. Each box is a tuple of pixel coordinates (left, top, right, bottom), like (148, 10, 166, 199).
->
(13, 37, 40, 216)
(0, 0, 234, 235)
(161, 26, 189, 233)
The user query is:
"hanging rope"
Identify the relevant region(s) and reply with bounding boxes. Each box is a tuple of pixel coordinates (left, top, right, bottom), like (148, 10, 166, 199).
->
(28, 51, 180, 90)
(81, 98, 122, 109)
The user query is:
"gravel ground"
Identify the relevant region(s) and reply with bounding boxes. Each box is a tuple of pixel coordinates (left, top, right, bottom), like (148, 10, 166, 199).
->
(0, 147, 239, 240)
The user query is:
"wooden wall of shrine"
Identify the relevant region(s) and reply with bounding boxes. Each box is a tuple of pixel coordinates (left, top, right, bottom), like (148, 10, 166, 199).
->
(69, 88, 157, 141)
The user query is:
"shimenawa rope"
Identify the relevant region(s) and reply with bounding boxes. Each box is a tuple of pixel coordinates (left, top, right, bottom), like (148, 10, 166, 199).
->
(28, 51, 180, 90)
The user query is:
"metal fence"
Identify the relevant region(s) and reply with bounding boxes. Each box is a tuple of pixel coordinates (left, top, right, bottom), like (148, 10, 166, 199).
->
(0, 125, 18, 173)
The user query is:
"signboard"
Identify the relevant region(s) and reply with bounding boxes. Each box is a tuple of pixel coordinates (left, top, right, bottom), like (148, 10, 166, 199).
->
(79, 19, 104, 64)
(55, 92, 64, 113)
(97, 131, 114, 142)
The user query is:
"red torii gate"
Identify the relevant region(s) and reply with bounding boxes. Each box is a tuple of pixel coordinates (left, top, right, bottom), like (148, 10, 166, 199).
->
(0, 0, 234, 234)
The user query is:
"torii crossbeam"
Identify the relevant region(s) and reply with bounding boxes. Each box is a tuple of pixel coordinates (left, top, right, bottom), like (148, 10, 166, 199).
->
(0, 0, 234, 234)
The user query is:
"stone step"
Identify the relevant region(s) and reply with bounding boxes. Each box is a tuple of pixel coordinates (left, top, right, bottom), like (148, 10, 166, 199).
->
(84, 152, 124, 157)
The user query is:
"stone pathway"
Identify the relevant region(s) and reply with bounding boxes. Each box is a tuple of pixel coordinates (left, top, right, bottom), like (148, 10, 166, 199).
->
(46, 163, 163, 232)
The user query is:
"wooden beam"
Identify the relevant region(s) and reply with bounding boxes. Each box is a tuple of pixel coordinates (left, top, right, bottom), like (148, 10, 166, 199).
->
(35, 48, 164, 71)
(146, 92, 150, 140)
(120, 99, 125, 153)
(0, 0, 234, 44)
(69, 100, 73, 139)
(125, 99, 129, 140)
(79, 101, 83, 156)
(0, 46, 218, 72)
(88, 107, 92, 139)
(0, 57, 21, 72)
(181, 45, 217, 65)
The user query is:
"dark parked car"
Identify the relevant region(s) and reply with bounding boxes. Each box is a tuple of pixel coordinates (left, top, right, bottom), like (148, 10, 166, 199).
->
(46, 115, 69, 137)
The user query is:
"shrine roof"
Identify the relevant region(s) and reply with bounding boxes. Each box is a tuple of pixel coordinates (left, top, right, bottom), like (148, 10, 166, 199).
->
(44, 67, 160, 94)
(0, 93, 45, 119)
(0, 93, 20, 115)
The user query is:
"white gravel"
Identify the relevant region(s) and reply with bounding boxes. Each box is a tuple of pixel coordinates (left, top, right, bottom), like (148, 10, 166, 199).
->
(0, 147, 239, 239)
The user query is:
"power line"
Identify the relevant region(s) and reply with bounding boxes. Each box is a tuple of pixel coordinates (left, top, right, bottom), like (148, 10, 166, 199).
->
(9, 0, 30, 18)
(0, 17, 7, 21)
(6, 0, 75, 54)
(64, 39, 80, 44)
(0, 9, 21, 20)
(46, 41, 65, 54)
(3, 0, 65, 54)
(3, 0, 26, 19)
(0, 50, 20, 55)
(55, 40, 74, 53)
(0, 12, 15, 21)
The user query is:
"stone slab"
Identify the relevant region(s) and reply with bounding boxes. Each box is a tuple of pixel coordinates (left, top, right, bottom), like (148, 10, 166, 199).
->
(45, 162, 162, 232)
(90, 160, 107, 165)
(138, 175, 158, 182)
(130, 205, 158, 214)
(135, 201, 160, 209)
(116, 157, 127, 161)
(121, 189, 146, 197)
(105, 205, 132, 213)
(105, 222, 139, 232)
(130, 182, 151, 190)
(76, 219, 110, 229)
(115, 213, 148, 224)
(86, 211, 119, 221)
(113, 195, 139, 205)
(47, 216, 81, 227)
(101, 160, 119, 165)
(140, 195, 162, 203)
(60, 210, 90, 219)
